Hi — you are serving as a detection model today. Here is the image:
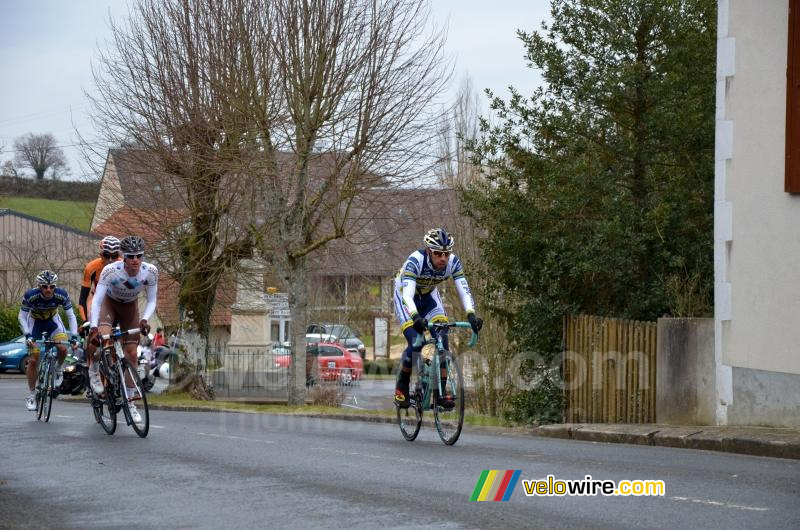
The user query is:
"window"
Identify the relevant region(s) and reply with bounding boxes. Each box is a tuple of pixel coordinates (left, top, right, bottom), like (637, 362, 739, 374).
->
(321, 346, 343, 357)
(786, 0, 800, 192)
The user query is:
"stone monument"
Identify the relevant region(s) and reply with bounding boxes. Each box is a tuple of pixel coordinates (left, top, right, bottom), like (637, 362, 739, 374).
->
(228, 257, 271, 350)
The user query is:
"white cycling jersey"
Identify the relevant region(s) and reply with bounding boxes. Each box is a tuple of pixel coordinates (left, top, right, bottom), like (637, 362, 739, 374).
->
(90, 261, 158, 327)
(394, 249, 475, 321)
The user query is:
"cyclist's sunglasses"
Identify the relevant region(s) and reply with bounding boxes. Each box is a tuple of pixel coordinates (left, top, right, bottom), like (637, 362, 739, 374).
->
(431, 250, 450, 258)
(39, 284, 56, 290)
(124, 253, 144, 260)
(102, 252, 120, 259)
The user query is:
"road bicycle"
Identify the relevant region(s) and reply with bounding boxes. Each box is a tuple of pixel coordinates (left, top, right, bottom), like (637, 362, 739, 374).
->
(90, 326, 150, 438)
(396, 321, 477, 446)
(33, 333, 68, 422)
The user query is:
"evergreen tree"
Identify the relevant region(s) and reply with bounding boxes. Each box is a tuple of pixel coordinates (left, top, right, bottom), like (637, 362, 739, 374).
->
(464, 0, 716, 423)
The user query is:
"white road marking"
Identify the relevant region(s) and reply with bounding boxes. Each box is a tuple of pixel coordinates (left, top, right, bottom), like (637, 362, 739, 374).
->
(55, 415, 74, 418)
(340, 403, 365, 410)
(191, 431, 274, 444)
(671, 496, 769, 512)
(311, 447, 445, 468)
(150, 424, 165, 429)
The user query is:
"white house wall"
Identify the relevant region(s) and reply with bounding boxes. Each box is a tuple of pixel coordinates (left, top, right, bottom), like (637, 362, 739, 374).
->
(717, 0, 800, 426)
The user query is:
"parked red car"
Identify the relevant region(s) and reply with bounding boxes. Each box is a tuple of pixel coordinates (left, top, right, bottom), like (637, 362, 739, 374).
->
(274, 342, 363, 385)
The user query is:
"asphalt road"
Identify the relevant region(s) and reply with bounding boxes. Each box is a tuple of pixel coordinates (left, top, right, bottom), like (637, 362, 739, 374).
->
(1, 378, 799, 529)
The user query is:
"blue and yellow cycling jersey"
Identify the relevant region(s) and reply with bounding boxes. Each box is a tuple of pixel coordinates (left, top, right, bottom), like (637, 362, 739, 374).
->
(20, 287, 74, 321)
(397, 249, 467, 295)
(394, 249, 475, 323)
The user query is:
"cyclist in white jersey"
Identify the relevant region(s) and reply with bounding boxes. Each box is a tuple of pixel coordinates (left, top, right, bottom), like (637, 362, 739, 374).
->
(87, 235, 158, 424)
(393, 228, 482, 408)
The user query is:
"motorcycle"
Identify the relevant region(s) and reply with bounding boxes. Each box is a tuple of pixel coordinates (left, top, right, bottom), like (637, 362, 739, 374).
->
(138, 336, 173, 392)
(60, 349, 88, 396)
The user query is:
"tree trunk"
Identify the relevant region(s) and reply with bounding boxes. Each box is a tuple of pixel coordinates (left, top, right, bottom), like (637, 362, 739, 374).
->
(286, 255, 309, 405)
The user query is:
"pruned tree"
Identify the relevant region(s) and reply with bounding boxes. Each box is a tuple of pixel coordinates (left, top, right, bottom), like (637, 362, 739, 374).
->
(87, 2, 260, 333)
(13, 133, 68, 180)
(86, 0, 265, 399)
(235, 0, 450, 404)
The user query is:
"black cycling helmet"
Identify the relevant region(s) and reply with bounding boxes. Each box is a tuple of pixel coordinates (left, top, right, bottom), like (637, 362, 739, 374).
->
(423, 228, 454, 252)
(120, 235, 145, 255)
(36, 270, 58, 286)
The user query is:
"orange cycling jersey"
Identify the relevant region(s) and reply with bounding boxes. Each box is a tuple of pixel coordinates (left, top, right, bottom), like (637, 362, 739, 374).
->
(78, 256, 121, 321)
(82, 257, 107, 290)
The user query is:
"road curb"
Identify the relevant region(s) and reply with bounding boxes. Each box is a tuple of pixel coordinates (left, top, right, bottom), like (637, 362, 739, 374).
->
(530, 423, 800, 460)
(78, 400, 800, 460)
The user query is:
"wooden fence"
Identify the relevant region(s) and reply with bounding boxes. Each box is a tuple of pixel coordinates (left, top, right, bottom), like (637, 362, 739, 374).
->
(563, 314, 657, 423)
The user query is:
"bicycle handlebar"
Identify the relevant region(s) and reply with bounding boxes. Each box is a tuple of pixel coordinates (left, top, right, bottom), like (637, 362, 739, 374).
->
(412, 321, 479, 349)
(35, 339, 71, 346)
(100, 328, 144, 341)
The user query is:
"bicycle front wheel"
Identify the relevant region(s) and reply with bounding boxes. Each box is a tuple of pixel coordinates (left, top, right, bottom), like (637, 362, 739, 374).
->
(433, 351, 464, 446)
(120, 359, 149, 438)
(396, 368, 422, 442)
(42, 359, 55, 422)
(93, 359, 117, 434)
(35, 359, 46, 420)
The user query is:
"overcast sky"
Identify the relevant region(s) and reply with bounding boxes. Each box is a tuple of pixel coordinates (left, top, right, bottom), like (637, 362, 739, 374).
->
(0, 0, 551, 182)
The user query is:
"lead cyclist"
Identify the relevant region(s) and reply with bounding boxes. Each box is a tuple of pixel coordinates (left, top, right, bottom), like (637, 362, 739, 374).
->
(393, 228, 482, 409)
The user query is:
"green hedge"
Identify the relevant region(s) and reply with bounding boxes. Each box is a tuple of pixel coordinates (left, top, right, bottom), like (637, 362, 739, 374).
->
(0, 303, 21, 342)
(0, 302, 81, 342)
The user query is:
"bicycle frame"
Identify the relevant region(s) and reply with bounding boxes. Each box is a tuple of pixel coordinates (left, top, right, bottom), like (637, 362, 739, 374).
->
(93, 326, 150, 437)
(99, 327, 141, 400)
(34, 334, 68, 422)
(397, 321, 476, 445)
(412, 321, 477, 409)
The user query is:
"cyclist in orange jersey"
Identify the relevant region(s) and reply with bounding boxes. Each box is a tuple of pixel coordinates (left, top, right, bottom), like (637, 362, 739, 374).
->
(78, 236, 122, 324)
(78, 236, 121, 382)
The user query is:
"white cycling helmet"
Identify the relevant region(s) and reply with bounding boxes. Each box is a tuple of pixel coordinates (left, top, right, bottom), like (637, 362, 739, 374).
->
(36, 270, 58, 286)
(100, 236, 121, 255)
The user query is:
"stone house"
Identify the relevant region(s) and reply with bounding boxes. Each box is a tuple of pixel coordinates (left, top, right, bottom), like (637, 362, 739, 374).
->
(91, 148, 462, 345)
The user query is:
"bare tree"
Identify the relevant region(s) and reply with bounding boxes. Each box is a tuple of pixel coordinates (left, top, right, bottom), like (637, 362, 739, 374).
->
(239, 0, 449, 404)
(1, 160, 19, 178)
(13, 133, 68, 180)
(86, 0, 449, 405)
(86, 0, 267, 399)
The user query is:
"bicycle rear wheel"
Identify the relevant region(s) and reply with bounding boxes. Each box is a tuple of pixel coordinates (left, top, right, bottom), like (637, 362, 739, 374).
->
(120, 358, 149, 438)
(94, 359, 117, 434)
(433, 351, 464, 446)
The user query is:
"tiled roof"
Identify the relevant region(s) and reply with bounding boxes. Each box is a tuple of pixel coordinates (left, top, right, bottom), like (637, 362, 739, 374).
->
(156, 273, 235, 327)
(99, 149, 468, 324)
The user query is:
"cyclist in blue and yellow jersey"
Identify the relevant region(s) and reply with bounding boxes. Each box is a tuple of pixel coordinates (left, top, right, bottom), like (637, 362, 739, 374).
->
(393, 228, 482, 409)
(18, 270, 79, 411)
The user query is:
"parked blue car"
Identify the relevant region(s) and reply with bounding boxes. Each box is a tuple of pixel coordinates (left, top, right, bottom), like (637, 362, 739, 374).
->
(0, 336, 29, 374)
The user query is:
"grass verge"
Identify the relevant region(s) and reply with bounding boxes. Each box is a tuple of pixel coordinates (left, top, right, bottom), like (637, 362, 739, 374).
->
(147, 391, 512, 428)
